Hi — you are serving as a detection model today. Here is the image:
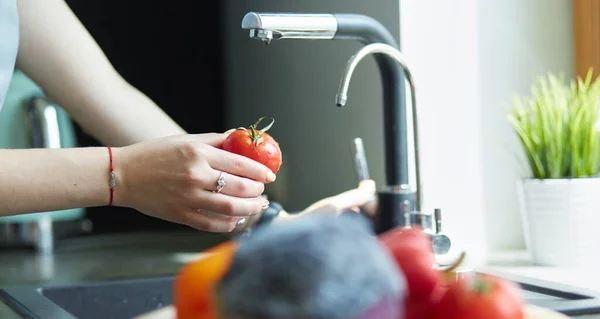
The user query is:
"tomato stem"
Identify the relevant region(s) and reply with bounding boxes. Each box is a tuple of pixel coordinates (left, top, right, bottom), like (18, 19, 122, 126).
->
(241, 117, 275, 147)
(253, 117, 275, 134)
(470, 276, 492, 294)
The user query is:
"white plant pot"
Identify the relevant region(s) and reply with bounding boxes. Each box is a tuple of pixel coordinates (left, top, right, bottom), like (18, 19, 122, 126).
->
(518, 178, 600, 267)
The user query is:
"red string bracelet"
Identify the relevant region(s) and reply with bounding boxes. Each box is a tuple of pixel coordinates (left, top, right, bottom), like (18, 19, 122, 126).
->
(107, 146, 115, 206)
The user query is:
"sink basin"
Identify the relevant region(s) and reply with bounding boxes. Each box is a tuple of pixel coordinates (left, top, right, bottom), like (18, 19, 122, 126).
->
(487, 269, 600, 316)
(0, 276, 174, 319)
(1, 271, 600, 318)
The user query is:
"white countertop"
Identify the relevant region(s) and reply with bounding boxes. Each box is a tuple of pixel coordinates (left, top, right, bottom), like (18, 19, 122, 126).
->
(485, 249, 600, 293)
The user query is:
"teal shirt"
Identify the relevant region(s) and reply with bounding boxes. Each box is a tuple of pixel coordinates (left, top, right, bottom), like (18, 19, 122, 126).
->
(0, 0, 19, 110)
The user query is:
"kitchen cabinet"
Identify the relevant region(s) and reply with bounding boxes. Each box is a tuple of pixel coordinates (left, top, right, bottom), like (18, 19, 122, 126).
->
(574, 0, 600, 79)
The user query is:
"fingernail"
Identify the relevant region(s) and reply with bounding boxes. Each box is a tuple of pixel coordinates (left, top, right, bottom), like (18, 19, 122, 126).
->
(267, 172, 276, 182)
(237, 217, 246, 226)
(262, 200, 270, 210)
(230, 218, 246, 232)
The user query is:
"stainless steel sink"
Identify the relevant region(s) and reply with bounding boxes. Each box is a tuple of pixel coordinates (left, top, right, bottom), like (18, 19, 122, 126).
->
(2, 270, 600, 319)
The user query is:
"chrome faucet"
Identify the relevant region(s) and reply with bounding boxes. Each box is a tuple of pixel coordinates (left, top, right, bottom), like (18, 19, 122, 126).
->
(241, 13, 338, 43)
(241, 12, 450, 254)
(241, 12, 412, 229)
(336, 43, 422, 214)
(336, 43, 450, 254)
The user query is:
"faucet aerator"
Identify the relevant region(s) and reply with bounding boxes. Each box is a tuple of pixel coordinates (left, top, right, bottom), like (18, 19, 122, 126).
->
(335, 95, 347, 107)
(249, 28, 275, 44)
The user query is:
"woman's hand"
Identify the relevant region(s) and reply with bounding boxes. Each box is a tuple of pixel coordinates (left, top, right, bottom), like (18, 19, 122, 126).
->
(272, 180, 378, 226)
(113, 131, 275, 233)
(301, 179, 378, 216)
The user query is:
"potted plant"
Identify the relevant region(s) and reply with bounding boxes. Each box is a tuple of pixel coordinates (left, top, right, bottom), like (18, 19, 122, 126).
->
(506, 69, 600, 267)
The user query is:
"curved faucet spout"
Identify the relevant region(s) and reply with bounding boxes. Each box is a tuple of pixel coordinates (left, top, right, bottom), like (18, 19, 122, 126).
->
(335, 43, 423, 212)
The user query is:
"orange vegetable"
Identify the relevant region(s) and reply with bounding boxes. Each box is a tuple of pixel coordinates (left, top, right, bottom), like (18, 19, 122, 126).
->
(173, 241, 238, 319)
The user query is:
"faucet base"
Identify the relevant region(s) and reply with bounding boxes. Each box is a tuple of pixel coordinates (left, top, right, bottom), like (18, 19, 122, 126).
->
(376, 190, 452, 255)
(375, 189, 416, 234)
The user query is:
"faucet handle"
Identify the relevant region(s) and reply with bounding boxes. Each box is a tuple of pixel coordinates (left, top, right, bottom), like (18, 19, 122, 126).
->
(403, 207, 452, 255)
(404, 208, 432, 231)
(431, 208, 451, 255)
(431, 233, 451, 255)
(434, 208, 443, 234)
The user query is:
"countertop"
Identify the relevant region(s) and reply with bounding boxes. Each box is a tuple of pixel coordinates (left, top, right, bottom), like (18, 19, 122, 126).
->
(487, 250, 600, 293)
(0, 230, 227, 319)
(485, 250, 600, 318)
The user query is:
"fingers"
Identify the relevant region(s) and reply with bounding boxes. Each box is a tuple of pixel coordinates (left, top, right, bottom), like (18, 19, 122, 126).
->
(198, 169, 265, 198)
(187, 133, 276, 184)
(358, 199, 376, 217)
(191, 129, 236, 148)
(327, 179, 377, 211)
(190, 129, 237, 148)
(223, 128, 236, 135)
(206, 147, 276, 183)
(357, 180, 378, 216)
(192, 191, 269, 217)
(190, 133, 228, 147)
(181, 210, 246, 233)
(301, 179, 377, 216)
(358, 179, 377, 195)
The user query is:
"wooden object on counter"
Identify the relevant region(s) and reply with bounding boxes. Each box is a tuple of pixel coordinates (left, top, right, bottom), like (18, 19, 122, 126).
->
(573, 0, 600, 79)
(132, 305, 175, 319)
(133, 304, 569, 319)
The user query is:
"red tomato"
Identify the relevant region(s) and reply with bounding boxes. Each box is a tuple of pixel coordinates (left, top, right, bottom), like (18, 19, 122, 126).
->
(222, 117, 282, 174)
(404, 285, 447, 319)
(174, 241, 238, 319)
(379, 226, 432, 251)
(378, 227, 440, 300)
(431, 273, 525, 319)
(392, 244, 441, 300)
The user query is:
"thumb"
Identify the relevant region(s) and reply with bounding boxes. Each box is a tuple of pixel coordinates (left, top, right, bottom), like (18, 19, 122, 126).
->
(357, 179, 376, 196)
(330, 179, 376, 209)
(224, 128, 236, 135)
(303, 180, 377, 215)
(192, 129, 236, 147)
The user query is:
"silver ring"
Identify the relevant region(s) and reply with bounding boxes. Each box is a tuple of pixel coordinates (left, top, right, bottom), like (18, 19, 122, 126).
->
(214, 171, 226, 193)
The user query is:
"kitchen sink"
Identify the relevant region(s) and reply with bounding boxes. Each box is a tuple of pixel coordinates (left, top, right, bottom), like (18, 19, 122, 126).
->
(2, 271, 600, 318)
(487, 269, 600, 316)
(0, 276, 174, 319)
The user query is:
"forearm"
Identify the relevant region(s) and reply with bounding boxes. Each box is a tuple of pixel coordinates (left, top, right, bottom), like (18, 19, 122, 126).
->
(15, 0, 186, 147)
(47, 79, 185, 147)
(0, 148, 114, 216)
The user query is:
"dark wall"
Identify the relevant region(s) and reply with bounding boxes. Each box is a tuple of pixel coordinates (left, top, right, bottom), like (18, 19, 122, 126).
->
(65, 0, 225, 233)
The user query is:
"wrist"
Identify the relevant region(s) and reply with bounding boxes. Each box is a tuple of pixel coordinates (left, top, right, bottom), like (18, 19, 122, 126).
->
(108, 146, 131, 208)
